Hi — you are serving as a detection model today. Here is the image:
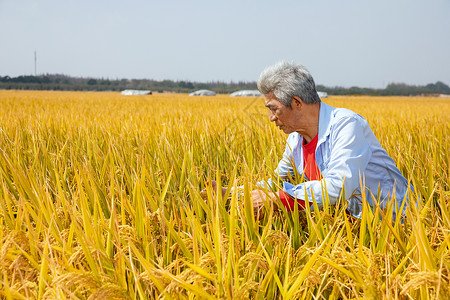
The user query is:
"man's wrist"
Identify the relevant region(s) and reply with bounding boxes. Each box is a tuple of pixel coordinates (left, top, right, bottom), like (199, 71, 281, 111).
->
(278, 190, 295, 211)
(278, 190, 310, 212)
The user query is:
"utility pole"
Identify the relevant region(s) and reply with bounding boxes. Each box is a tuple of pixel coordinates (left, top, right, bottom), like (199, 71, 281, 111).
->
(34, 50, 37, 76)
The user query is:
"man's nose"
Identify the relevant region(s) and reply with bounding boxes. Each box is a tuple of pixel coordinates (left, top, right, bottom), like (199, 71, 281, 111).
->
(269, 112, 277, 122)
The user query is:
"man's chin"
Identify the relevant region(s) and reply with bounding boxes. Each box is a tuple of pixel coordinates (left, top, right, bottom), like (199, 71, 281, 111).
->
(277, 125, 292, 134)
(281, 127, 292, 134)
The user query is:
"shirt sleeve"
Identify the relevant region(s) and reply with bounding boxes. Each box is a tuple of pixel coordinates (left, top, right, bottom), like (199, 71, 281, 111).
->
(283, 116, 373, 208)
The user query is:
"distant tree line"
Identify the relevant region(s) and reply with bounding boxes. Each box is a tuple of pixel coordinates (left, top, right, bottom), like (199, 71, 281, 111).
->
(0, 74, 257, 94)
(316, 81, 450, 96)
(1, 74, 449, 96)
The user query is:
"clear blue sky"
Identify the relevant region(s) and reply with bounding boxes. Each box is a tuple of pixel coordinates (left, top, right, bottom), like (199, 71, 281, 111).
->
(1, 0, 449, 88)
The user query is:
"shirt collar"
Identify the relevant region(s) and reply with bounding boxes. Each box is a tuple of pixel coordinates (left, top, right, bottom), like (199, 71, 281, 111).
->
(317, 101, 334, 145)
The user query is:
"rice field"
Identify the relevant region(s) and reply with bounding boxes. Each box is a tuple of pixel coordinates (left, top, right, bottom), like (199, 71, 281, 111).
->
(0, 90, 449, 299)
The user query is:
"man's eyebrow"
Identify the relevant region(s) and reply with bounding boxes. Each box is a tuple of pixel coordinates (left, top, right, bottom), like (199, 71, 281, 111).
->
(265, 104, 275, 108)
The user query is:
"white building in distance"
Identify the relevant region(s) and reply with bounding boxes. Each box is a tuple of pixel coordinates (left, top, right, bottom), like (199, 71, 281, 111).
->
(317, 91, 328, 98)
(121, 90, 152, 95)
(230, 90, 263, 97)
(189, 90, 216, 96)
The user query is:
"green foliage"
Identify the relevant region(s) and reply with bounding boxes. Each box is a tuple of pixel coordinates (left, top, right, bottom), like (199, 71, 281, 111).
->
(2, 74, 449, 95)
(0, 74, 258, 94)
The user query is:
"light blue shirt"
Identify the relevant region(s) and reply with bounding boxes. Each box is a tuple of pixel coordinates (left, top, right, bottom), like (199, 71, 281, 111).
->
(261, 102, 412, 219)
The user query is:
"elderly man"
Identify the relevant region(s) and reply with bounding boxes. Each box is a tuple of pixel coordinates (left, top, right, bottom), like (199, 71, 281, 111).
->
(209, 61, 411, 220)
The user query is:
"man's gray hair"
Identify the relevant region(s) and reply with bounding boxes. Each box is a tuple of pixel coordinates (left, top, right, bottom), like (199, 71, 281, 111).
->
(257, 61, 321, 106)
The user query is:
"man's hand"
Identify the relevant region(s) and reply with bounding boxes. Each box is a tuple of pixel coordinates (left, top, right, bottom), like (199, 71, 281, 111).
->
(201, 180, 228, 202)
(251, 189, 278, 219)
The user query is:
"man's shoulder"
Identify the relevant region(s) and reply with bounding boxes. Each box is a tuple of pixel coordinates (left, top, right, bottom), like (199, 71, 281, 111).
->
(325, 105, 365, 125)
(319, 103, 369, 140)
(321, 102, 358, 124)
(330, 106, 358, 120)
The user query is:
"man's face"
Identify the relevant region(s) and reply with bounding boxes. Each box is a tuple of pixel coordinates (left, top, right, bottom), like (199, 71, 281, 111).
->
(264, 92, 299, 134)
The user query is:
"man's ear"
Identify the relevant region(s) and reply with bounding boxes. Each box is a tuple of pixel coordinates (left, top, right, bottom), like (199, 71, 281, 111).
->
(291, 96, 303, 109)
